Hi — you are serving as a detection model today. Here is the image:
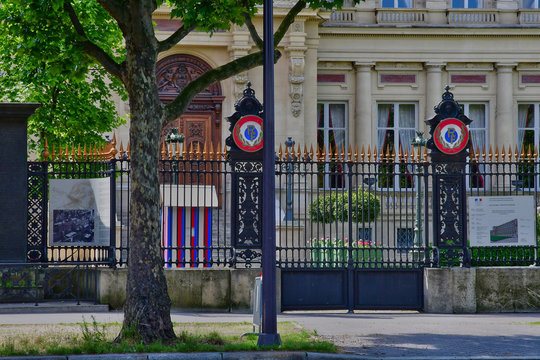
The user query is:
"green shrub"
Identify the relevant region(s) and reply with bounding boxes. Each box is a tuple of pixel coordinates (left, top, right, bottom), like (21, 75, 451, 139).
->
(309, 190, 380, 223)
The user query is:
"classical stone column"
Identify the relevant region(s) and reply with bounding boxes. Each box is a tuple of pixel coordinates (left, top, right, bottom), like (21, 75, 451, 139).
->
(495, 63, 516, 147)
(354, 63, 374, 149)
(229, 24, 252, 101)
(303, 36, 318, 148)
(425, 62, 445, 123)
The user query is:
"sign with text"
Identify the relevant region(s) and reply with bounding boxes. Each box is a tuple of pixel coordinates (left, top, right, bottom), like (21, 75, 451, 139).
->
(468, 196, 536, 246)
(49, 178, 110, 247)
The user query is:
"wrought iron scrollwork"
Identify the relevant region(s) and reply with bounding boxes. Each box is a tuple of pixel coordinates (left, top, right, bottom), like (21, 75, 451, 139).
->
(231, 161, 262, 248)
(27, 162, 48, 262)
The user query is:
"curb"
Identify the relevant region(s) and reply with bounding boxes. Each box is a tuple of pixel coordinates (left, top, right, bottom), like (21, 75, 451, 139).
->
(0, 302, 109, 314)
(1, 353, 540, 360)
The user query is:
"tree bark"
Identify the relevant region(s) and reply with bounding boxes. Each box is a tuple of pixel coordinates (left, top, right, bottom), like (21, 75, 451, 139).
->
(118, 5, 176, 344)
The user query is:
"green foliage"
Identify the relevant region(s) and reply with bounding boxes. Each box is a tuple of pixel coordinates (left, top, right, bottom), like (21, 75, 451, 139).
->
(310, 238, 383, 268)
(0, 321, 337, 356)
(166, 0, 356, 33)
(0, 0, 127, 154)
(309, 190, 380, 223)
(469, 246, 537, 266)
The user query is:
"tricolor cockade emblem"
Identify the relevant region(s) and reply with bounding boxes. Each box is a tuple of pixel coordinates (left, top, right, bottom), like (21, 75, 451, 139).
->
(433, 118, 469, 155)
(233, 115, 263, 152)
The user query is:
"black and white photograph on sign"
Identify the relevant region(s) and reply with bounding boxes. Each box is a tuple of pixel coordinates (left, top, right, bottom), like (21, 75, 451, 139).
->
(52, 209, 95, 243)
(468, 196, 536, 247)
(49, 178, 110, 247)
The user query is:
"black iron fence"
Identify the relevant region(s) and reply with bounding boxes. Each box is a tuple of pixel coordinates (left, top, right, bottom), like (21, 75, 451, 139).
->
(23, 142, 540, 270)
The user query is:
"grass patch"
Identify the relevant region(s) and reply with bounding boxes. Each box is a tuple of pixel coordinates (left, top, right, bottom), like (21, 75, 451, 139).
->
(0, 318, 337, 356)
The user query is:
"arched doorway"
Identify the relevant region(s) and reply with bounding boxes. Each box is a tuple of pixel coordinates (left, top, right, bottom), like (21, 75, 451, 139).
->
(156, 54, 224, 154)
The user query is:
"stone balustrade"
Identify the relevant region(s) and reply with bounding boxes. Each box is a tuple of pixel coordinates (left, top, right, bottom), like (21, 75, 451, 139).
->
(377, 9, 427, 24)
(447, 9, 499, 24)
(325, 8, 540, 26)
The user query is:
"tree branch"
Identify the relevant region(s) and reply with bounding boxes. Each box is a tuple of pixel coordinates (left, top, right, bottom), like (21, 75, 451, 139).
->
(274, 0, 307, 46)
(163, 50, 281, 125)
(64, 1, 125, 81)
(243, 0, 263, 49)
(158, 24, 197, 53)
(96, 0, 129, 30)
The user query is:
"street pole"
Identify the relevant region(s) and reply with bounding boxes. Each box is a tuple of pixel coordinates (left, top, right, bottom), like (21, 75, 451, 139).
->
(258, 0, 281, 347)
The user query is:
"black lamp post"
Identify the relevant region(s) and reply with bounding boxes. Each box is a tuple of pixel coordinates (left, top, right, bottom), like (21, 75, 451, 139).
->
(165, 127, 184, 184)
(284, 137, 296, 221)
(411, 131, 427, 249)
(258, 0, 281, 347)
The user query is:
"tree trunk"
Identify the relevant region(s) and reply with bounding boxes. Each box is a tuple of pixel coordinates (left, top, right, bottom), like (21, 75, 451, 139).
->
(119, 28, 175, 344)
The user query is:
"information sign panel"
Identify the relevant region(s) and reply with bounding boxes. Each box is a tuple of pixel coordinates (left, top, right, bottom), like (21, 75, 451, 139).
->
(49, 178, 110, 246)
(468, 196, 536, 246)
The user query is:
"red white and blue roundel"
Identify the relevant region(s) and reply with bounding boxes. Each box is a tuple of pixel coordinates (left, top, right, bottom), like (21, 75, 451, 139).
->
(233, 115, 263, 152)
(434, 118, 469, 155)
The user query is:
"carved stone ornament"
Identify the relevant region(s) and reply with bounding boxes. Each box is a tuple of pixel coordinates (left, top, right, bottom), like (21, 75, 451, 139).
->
(234, 73, 249, 101)
(289, 57, 305, 118)
(156, 54, 221, 98)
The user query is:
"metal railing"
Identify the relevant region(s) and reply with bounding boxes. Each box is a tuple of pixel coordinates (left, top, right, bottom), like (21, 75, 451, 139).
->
(22, 139, 540, 270)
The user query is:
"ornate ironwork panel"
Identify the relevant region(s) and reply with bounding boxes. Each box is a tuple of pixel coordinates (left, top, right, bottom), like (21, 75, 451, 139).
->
(231, 161, 263, 249)
(27, 162, 48, 262)
(432, 163, 467, 249)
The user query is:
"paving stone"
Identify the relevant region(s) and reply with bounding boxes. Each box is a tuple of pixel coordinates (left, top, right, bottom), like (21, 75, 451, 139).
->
(0, 356, 67, 360)
(149, 353, 221, 360)
(68, 354, 147, 360)
(222, 352, 305, 360)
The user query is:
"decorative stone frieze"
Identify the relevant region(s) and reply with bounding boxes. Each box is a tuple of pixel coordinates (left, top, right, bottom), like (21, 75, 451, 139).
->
(289, 57, 305, 117)
(287, 21, 307, 118)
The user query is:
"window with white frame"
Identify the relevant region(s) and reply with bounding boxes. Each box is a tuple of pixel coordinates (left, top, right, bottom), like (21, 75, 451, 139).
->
(376, 103, 417, 189)
(317, 102, 347, 188)
(517, 104, 539, 188)
(461, 102, 488, 189)
(522, 0, 539, 8)
(381, 0, 412, 7)
(452, 0, 482, 8)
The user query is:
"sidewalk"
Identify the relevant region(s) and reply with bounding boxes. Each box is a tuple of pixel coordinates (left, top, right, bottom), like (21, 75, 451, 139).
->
(0, 305, 539, 359)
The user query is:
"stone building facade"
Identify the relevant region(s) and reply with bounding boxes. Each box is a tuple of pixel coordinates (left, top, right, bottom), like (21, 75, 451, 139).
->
(112, 0, 540, 165)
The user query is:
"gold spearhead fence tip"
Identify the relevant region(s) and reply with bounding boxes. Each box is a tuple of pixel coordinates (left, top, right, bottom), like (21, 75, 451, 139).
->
(216, 143, 222, 160)
(202, 142, 208, 160)
(209, 142, 215, 160)
(161, 142, 167, 160)
(42, 137, 50, 161)
(279, 144, 283, 160)
(189, 142, 194, 160)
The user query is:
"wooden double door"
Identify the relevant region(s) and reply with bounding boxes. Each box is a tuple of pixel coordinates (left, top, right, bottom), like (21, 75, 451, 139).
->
(162, 113, 218, 156)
